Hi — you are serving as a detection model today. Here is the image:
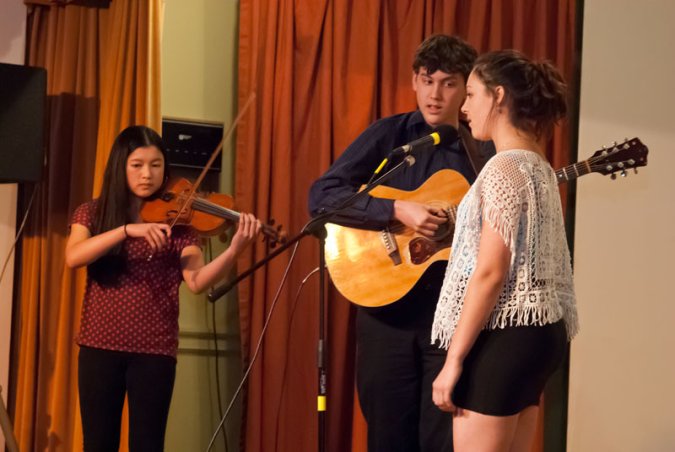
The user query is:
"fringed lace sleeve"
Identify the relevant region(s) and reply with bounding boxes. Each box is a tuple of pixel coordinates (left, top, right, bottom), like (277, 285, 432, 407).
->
(478, 155, 526, 261)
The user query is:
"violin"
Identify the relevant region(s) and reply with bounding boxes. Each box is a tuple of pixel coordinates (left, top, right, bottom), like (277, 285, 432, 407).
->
(140, 177, 287, 246)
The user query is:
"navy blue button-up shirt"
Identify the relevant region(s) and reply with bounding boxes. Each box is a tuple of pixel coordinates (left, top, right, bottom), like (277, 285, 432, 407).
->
(308, 110, 482, 229)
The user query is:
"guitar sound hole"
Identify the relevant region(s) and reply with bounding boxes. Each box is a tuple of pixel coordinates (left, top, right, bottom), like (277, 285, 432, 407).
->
(433, 222, 454, 242)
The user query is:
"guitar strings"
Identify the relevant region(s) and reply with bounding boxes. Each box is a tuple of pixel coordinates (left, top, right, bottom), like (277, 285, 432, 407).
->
(376, 204, 459, 235)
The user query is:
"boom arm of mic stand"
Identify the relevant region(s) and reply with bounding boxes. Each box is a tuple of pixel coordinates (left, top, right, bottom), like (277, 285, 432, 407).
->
(207, 211, 333, 302)
(207, 154, 416, 303)
(207, 229, 308, 302)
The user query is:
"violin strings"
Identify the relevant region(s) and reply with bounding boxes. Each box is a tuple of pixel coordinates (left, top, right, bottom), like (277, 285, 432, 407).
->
(191, 197, 240, 221)
(189, 197, 280, 239)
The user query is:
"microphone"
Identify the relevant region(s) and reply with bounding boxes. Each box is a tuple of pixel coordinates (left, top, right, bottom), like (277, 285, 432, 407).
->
(391, 124, 458, 155)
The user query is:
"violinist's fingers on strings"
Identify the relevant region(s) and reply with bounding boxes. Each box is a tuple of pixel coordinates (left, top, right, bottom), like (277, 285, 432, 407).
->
(240, 213, 256, 238)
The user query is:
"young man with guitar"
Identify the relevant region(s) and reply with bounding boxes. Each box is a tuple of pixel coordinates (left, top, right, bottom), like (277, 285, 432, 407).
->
(308, 35, 492, 452)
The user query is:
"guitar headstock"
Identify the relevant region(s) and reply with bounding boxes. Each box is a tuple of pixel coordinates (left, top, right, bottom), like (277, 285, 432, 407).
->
(587, 137, 648, 179)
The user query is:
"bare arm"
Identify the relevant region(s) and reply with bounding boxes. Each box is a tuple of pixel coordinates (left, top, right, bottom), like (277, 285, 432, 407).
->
(181, 213, 261, 294)
(65, 223, 121, 268)
(432, 221, 511, 412)
(65, 222, 172, 268)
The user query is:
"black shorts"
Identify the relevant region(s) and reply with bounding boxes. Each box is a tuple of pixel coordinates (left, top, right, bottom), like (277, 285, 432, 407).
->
(452, 320, 567, 416)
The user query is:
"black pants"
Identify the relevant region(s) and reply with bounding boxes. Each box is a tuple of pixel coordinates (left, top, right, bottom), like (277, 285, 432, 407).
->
(355, 265, 452, 452)
(78, 346, 176, 452)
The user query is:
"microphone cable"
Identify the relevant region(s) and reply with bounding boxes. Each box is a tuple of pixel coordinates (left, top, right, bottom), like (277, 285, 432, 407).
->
(205, 238, 229, 452)
(0, 183, 38, 286)
(205, 238, 301, 452)
(273, 265, 321, 448)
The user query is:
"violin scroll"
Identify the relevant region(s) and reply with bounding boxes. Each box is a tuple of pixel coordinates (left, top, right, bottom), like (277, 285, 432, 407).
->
(262, 218, 288, 248)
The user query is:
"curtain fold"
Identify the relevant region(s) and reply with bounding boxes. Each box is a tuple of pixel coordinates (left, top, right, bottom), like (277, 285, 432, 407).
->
(235, 1, 577, 451)
(11, 2, 162, 451)
(93, 0, 162, 196)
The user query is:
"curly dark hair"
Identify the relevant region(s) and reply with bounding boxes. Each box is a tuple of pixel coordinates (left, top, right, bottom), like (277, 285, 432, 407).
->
(412, 34, 478, 82)
(472, 50, 567, 139)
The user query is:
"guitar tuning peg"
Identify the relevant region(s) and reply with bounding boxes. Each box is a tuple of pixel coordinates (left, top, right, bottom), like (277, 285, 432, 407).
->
(621, 170, 627, 178)
(633, 168, 638, 174)
(610, 173, 617, 180)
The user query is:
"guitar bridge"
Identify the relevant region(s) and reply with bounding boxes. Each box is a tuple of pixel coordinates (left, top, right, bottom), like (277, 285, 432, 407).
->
(380, 228, 402, 266)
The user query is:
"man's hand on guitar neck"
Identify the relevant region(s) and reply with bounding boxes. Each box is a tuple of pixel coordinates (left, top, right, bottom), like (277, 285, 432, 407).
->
(393, 200, 448, 238)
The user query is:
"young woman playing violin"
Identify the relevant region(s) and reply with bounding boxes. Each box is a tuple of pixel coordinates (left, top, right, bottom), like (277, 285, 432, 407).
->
(65, 125, 261, 452)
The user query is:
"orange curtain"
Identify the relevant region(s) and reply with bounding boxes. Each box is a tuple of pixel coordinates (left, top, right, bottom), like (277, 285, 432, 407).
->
(11, 2, 162, 451)
(235, 1, 577, 451)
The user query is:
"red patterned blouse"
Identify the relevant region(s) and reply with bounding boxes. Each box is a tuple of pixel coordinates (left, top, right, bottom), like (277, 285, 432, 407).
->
(70, 200, 201, 358)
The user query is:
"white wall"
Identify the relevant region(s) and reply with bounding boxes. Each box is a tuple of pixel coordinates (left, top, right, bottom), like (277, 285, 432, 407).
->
(161, 1, 242, 451)
(569, 1, 675, 450)
(0, 1, 27, 450)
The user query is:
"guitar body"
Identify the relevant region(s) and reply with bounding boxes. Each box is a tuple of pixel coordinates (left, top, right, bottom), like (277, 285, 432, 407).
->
(324, 169, 470, 307)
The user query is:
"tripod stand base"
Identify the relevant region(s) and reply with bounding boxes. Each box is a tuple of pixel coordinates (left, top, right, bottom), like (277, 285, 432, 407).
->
(0, 385, 20, 452)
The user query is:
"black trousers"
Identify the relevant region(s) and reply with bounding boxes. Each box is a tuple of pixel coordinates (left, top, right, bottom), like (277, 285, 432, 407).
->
(78, 346, 176, 452)
(355, 264, 452, 452)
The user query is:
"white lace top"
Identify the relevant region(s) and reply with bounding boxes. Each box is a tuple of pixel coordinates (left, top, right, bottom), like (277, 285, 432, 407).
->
(432, 149, 578, 349)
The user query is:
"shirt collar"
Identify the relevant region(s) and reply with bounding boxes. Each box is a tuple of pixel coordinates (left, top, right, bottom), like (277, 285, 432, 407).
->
(409, 110, 428, 131)
(409, 110, 462, 151)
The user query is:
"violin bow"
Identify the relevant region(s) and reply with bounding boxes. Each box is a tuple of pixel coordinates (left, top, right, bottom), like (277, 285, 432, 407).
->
(166, 92, 256, 229)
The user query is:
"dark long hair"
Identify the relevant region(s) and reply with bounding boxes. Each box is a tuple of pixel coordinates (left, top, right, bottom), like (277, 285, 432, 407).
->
(472, 50, 567, 140)
(88, 125, 168, 285)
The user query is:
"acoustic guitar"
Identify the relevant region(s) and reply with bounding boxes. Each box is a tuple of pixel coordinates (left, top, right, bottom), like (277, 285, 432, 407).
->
(324, 137, 648, 307)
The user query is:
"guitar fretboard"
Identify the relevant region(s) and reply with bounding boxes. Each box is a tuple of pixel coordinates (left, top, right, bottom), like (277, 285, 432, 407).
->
(555, 161, 592, 183)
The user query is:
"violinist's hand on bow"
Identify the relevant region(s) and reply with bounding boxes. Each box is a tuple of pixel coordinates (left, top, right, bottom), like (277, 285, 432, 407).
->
(393, 200, 448, 238)
(230, 213, 262, 255)
(125, 222, 172, 252)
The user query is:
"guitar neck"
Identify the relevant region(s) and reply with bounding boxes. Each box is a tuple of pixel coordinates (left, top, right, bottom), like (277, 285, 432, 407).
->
(555, 160, 592, 183)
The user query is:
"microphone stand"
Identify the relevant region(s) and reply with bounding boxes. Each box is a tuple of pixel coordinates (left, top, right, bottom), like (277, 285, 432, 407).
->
(208, 154, 416, 452)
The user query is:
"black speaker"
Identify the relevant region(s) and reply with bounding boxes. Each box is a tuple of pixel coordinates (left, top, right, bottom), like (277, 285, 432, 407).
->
(0, 62, 47, 183)
(162, 117, 223, 172)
